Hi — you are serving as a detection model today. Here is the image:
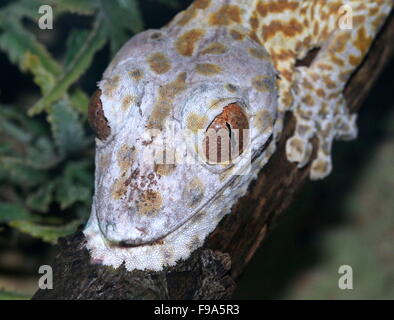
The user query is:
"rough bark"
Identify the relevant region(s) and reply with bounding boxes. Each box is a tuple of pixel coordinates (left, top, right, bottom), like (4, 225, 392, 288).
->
(33, 13, 394, 300)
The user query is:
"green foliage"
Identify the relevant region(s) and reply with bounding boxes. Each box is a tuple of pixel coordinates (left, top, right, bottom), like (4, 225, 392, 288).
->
(0, 290, 30, 300)
(0, 0, 185, 244)
(0, 21, 60, 94)
(48, 99, 88, 156)
(99, 0, 144, 56)
(28, 17, 107, 115)
(0, 202, 32, 223)
(9, 219, 83, 244)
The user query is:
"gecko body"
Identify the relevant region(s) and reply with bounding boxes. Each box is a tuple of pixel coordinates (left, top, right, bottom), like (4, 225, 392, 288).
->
(84, 0, 393, 271)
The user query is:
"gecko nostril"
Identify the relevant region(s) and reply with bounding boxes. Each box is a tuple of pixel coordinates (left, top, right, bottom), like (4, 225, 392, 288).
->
(150, 32, 163, 40)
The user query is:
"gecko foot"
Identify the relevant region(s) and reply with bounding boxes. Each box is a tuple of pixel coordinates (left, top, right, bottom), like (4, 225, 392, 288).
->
(286, 66, 358, 180)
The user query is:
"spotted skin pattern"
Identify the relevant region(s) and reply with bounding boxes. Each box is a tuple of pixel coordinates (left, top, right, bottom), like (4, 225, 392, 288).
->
(84, 0, 393, 271)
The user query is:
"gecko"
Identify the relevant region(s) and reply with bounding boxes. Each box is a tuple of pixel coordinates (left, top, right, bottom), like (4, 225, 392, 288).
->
(83, 0, 393, 271)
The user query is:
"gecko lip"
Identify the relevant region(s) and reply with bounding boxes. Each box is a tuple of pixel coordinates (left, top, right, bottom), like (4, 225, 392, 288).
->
(116, 237, 162, 248)
(100, 210, 193, 248)
(102, 226, 176, 248)
(98, 192, 215, 248)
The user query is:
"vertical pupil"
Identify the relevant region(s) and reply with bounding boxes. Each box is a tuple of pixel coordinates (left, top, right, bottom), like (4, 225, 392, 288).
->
(226, 122, 232, 140)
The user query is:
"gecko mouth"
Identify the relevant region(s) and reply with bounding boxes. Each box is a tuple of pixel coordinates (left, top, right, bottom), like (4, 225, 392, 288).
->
(102, 172, 240, 249)
(110, 191, 231, 249)
(117, 238, 163, 248)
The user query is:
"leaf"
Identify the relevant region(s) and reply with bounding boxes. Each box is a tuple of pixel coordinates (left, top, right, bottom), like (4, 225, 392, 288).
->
(0, 105, 48, 137)
(0, 21, 60, 94)
(0, 0, 49, 24)
(21, 52, 56, 94)
(47, 99, 87, 156)
(64, 160, 94, 186)
(26, 182, 55, 212)
(0, 158, 47, 187)
(52, 0, 96, 15)
(64, 29, 90, 69)
(28, 16, 107, 116)
(0, 20, 60, 75)
(116, 0, 145, 33)
(0, 0, 95, 23)
(55, 183, 91, 210)
(26, 136, 60, 170)
(0, 110, 32, 145)
(9, 219, 82, 244)
(98, 0, 144, 55)
(70, 89, 90, 115)
(0, 290, 30, 300)
(0, 143, 13, 159)
(0, 105, 59, 170)
(0, 202, 31, 223)
(55, 161, 93, 209)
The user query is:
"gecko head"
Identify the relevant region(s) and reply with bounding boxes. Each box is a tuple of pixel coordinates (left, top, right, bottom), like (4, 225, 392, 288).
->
(86, 29, 278, 247)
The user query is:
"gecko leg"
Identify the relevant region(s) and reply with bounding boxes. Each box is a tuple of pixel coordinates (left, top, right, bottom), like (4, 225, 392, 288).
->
(287, 65, 358, 180)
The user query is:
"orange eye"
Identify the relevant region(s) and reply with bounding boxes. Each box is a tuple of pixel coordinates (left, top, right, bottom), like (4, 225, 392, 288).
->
(88, 89, 111, 140)
(203, 103, 249, 164)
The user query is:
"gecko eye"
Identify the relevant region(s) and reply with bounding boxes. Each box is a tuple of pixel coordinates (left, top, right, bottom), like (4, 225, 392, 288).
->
(88, 89, 111, 140)
(203, 103, 249, 164)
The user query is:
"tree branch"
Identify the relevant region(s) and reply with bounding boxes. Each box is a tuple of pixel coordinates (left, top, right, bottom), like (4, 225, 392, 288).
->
(33, 12, 394, 300)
